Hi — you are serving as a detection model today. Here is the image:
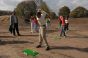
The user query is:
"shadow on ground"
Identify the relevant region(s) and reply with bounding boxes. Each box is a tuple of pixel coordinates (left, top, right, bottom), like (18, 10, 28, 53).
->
(0, 32, 9, 34)
(67, 35, 88, 39)
(20, 34, 38, 37)
(47, 29, 58, 34)
(0, 36, 15, 38)
(50, 46, 88, 53)
(0, 55, 10, 58)
(0, 34, 39, 38)
(0, 40, 34, 45)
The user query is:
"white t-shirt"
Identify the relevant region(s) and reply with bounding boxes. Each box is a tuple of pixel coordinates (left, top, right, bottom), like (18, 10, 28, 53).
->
(65, 20, 68, 23)
(37, 11, 47, 26)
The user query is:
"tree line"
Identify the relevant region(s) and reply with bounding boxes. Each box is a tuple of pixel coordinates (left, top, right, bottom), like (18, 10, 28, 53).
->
(59, 6, 88, 18)
(0, 0, 88, 19)
(15, 0, 57, 21)
(0, 10, 11, 16)
(15, 0, 88, 19)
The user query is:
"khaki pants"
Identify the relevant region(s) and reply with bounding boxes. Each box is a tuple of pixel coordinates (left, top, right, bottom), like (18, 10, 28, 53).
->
(39, 25, 49, 47)
(31, 22, 34, 32)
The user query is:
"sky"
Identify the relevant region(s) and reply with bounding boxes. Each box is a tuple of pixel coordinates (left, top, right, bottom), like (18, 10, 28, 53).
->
(0, 0, 88, 14)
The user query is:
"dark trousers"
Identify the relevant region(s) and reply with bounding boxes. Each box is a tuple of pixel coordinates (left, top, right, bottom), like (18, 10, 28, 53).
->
(13, 23, 20, 36)
(64, 23, 69, 31)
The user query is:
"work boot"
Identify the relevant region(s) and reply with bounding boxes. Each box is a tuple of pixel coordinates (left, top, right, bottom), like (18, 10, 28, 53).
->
(36, 45, 41, 48)
(46, 46, 50, 51)
(18, 34, 21, 36)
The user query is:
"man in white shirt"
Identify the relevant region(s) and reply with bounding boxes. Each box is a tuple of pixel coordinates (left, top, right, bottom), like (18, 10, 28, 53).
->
(36, 10, 50, 50)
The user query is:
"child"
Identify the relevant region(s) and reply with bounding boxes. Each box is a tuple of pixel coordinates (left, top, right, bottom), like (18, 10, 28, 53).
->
(33, 16, 39, 32)
(64, 17, 69, 31)
(46, 16, 50, 30)
(30, 16, 35, 33)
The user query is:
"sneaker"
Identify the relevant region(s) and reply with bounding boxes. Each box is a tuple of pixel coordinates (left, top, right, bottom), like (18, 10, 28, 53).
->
(0, 40, 1, 42)
(46, 46, 50, 51)
(36, 45, 41, 48)
(64, 35, 67, 38)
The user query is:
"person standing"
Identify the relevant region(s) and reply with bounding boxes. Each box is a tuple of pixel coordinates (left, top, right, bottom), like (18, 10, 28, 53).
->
(33, 16, 39, 32)
(30, 16, 35, 33)
(46, 16, 51, 30)
(36, 10, 50, 50)
(64, 16, 69, 31)
(59, 16, 66, 37)
(10, 12, 20, 36)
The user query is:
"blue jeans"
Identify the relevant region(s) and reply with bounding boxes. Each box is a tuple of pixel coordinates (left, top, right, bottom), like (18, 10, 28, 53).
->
(60, 25, 66, 36)
(34, 23, 39, 32)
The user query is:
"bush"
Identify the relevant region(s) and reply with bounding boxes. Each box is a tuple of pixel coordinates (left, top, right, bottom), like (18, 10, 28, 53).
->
(70, 6, 88, 18)
(15, 1, 37, 23)
(59, 6, 70, 18)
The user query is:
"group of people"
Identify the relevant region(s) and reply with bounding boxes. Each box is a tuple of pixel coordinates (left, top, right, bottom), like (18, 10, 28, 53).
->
(9, 10, 51, 50)
(58, 15, 69, 37)
(9, 10, 69, 51)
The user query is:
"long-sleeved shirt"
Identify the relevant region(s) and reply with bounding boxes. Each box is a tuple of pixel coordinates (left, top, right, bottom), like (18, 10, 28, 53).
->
(59, 16, 65, 26)
(10, 15, 18, 25)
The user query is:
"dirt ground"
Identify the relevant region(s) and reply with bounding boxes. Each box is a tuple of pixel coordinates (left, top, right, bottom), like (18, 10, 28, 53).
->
(0, 16, 88, 58)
